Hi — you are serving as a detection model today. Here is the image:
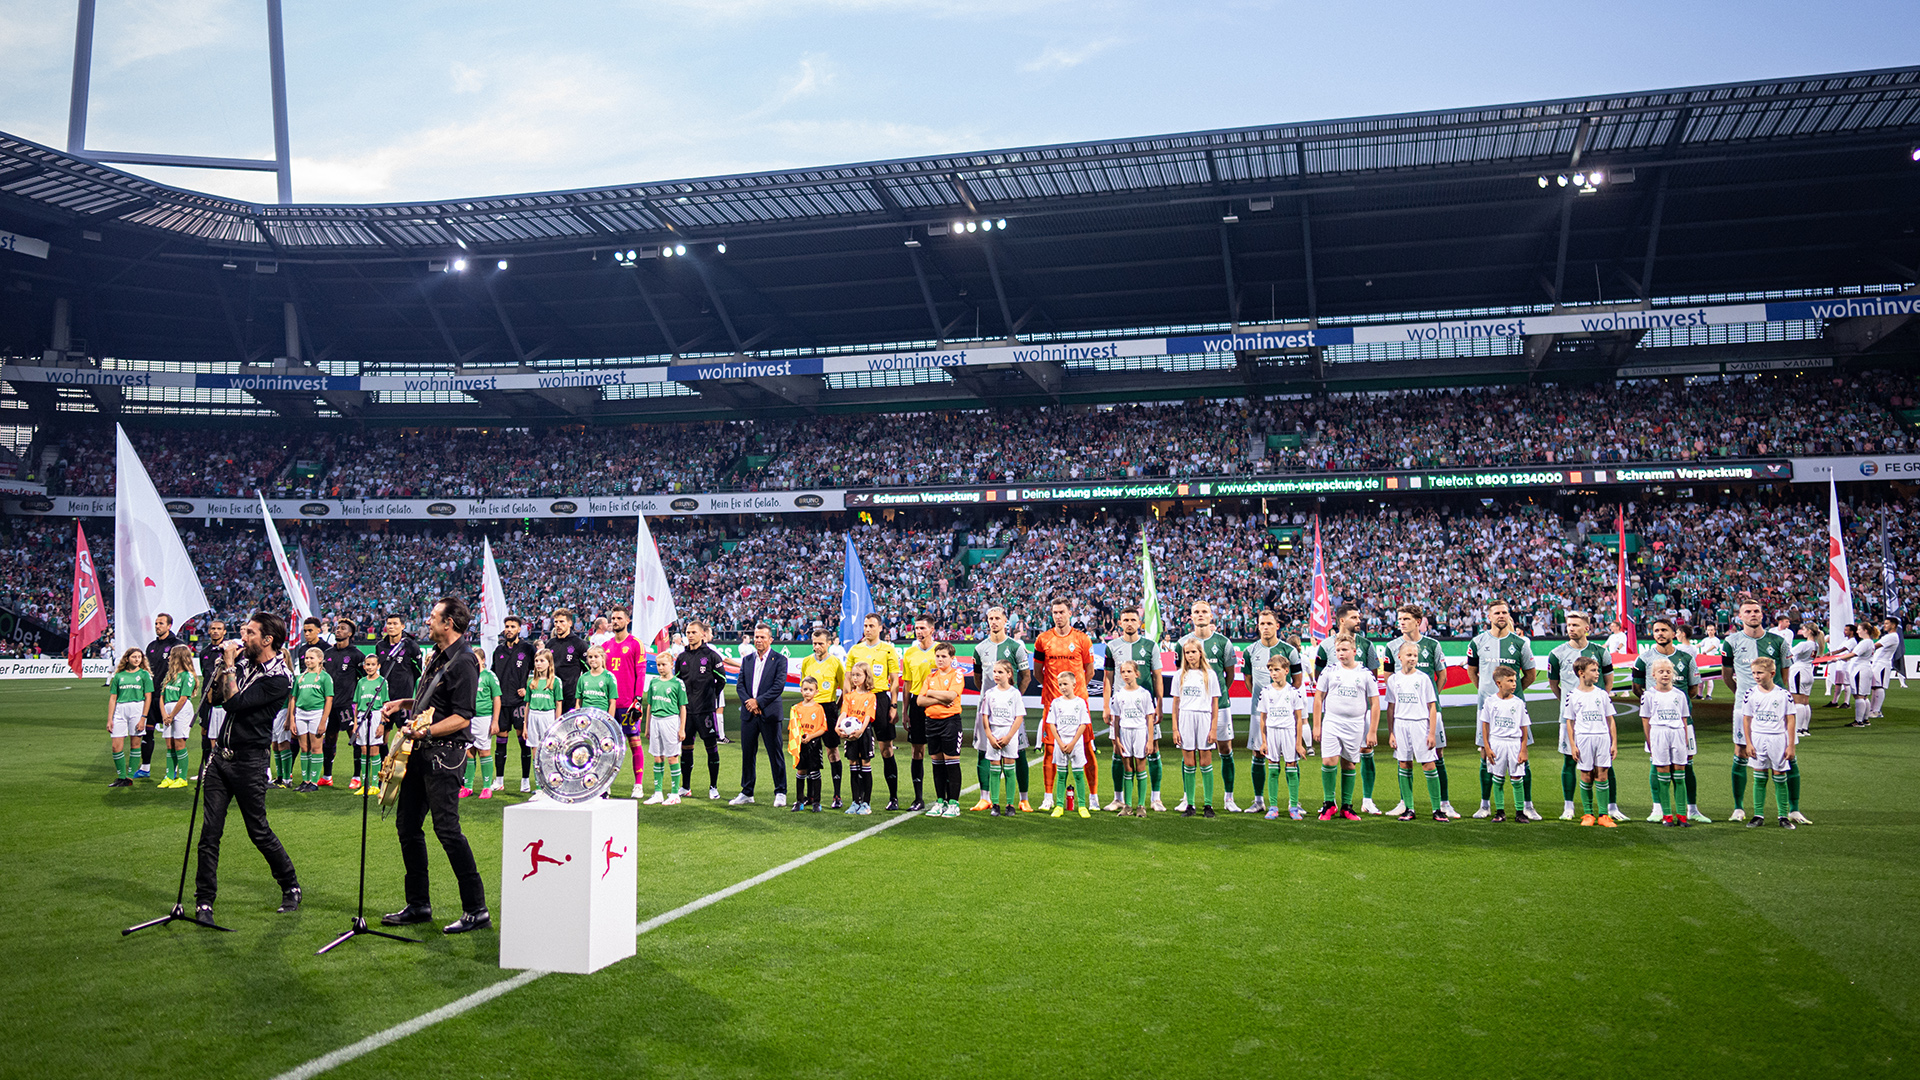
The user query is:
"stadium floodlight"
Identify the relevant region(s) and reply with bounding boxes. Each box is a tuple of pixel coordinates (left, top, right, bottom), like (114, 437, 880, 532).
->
(451, 258, 468, 272)
(716, 242, 727, 254)
(1537, 176, 1549, 188)
(625, 249, 637, 260)
(496, 260, 508, 270)
(1556, 175, 1569, 187)
(1573, 172, 1587, 187)
(995, 219, 1006, 230)
(965, 221, 977, 233)
(673, 243, 687, 256)
(1589, 171, 1604, 185)
(1910, 144, 1920, 162)
(951, 221, 965, 234)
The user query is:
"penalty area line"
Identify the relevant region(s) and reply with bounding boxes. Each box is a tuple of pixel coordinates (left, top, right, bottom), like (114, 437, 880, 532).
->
(273, 807, 927, 1080)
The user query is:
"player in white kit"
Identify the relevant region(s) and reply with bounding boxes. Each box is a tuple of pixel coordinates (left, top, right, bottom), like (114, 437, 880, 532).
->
(978, 660, 1028, 816)
(1107, 661, 1156, 817)
(1385, 643, 1444, 823)
(1171, 641, 1223, 818)
(1738, 657, 1798, 830)
(1477, 667, 1530, 824)
(1787, 624, 1819, 738)
(1312, 636, 1379, 822)
(1560, 657, 1618, 827)
(1639, 659, 1694, 828)
(1253, 654, 1308, 820)
(1870, 618, 1900, 720)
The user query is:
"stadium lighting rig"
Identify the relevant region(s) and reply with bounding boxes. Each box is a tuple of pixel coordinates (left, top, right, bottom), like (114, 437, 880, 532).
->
(1538, 171, 1608, 194)
(947, 218, 1008, 234)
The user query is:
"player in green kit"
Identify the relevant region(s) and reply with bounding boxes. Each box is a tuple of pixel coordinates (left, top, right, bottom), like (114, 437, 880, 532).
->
(643, 668, 688, 803)
(156, 646, 199, 788)
(352, 653, 390, 795)
(1240, 609, 1301, 815)
(1632, 619, 1706, 822)
(463, 657, 502, 799)
(1546, 612, 1617, 821)
(1381, 604, 1456, 818)
(1179, 601, 1241, 812)
(286, 648, 334, 792)
(1722, 598, 1790, 822)
(1465, 601, 1537, 819)
(106, 649, 155, 787)
(1313, 604, 1384, 813)
(575, 645, 619, 713)
(1105, 606, 1161, 811)
(972, 607, 1031, 811)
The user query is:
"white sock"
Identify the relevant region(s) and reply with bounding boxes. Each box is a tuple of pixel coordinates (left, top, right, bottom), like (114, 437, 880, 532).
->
(1797, 703, 1811, 733)
(1871, 687, 1886, 715)
(1856, 698, 1871, 723)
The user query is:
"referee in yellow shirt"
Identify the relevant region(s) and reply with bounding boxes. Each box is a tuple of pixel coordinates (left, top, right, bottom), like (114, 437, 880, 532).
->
(800, 626, 848, 809)
(845, 613, 905, 811)
(900, 616, 940, 812)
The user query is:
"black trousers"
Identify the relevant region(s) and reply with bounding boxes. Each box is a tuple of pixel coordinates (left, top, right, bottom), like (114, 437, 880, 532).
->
(681, 702, 720, 789)
(396, 739, 486, 914)
(195, 749, 299, 907)
(322, 701, 354, 773)
(738, 707, 786, 797)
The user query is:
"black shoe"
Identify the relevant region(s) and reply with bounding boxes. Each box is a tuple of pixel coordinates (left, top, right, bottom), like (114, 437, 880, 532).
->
(1675, 816, 1692, 828)
(381, 904, 433, 926)
(907, 800, 925, 812)
(1202, 805, 1217, 818)
(885, 799, 901, 812)
(788, 799, 805, 813)
(1432, 811, 1448, 823)
(1848, 719, 1871, 728)
(806, 803, 821, 813)
(1747, 816, 1766, 828)
(1492, 809, 1506, 822)
(1780, 817, 1796, 830)
(444, 909, 492, 935)
(989, 805, 1001, 817)
(1181, 805, 1196, 817)
(109, 777, 133, 788)
(831, 797, 843, 809)
(1512, 811, 1528, 823)
(277, 886, 302, 913)
(1399, 809, 1418, 821)
(194, 904, 216, 926)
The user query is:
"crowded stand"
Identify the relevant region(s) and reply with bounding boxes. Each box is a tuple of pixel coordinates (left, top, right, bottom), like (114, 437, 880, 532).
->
(28, 372, 1918, 499)
(4, 490, 1913, 649)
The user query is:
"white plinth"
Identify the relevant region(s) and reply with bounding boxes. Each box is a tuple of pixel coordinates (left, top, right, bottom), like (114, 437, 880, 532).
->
(499, 798, 637, 974)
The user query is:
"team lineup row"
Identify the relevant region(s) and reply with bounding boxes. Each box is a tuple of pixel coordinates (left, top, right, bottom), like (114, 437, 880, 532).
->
(102, 593, 1867, 828)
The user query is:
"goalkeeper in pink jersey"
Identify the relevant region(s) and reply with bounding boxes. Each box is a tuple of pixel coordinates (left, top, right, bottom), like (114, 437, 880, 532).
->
(603, 606, 649, 787)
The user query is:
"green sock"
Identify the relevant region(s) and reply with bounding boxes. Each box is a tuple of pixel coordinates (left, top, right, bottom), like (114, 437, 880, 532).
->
(163, 748, 176, 780)
(1055, 767, 1068, 806)
(1250, 753, 1267, 801)
(112, 748, 127, 778)
(977, 752, 991, 796)
(1397, 764, 1414, 808)
(1200, 764, 1215, 806)
(1148, 752, 1162, 796)
(1111, 752, 1124, 804)
(178, 748, 191, 780)
(1684, 762, 1697, 804)
(1772, 772, 1790, 816)
(1424, 768, 1442, 811)
(1650, 761, 1664, 807)
(1495, 776, 1508, 811)
(1182, 764, 1196, 805)
(464, 756, 477, 789)
(1521, 763, 1533, 805)
(1436, 755, 1450, 801)
(1786, 759, 1800, 812)
(652, 759, 665, 795)
(1268, 763, 1284, 808)
(1321, 763, 1338, 805)
(1752, 772, 1768, 816)
(1360, 749, 1376, 799)
(1072, 767, 1088, 807)
(1118, 767, 1131, 808)
(1479, 758, 1493, 802)
(1341, 765, 1356, 807)
(1562, 755, 1578, 802)
(1580, 778, 1595, 816)
(481, 755, 496, 789)
(1731, 758, 1748, 810)
(1286, 763, 1301, 807)
(1219, 751, 1234, 796)
(365, 754, 379, 788)
(1514, 767, 1527, 811)
(668, 762, 680, 794)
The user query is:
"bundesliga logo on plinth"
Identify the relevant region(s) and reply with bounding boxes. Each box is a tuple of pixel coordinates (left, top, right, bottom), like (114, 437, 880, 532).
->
(535, 708, 625, 802)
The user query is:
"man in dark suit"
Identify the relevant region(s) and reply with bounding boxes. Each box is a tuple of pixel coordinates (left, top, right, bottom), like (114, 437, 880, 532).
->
(728, 623, 788, 807)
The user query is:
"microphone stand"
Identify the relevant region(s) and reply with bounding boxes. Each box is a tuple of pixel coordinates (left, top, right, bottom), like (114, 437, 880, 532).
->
(318, 721, 416, 954)
(124, 743, 231, 935)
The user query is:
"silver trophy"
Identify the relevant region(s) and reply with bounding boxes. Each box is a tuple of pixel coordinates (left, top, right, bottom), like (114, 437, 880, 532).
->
(534, 707, 626, 803)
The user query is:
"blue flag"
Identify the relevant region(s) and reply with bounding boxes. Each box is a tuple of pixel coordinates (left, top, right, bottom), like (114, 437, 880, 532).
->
(840, 533, 873, 649)
(293, 544, 319, 620)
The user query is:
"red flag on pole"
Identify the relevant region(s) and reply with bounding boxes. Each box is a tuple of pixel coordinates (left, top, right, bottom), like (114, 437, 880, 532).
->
(69, 522, 107, 677)
(1614, 506, 1637, 660)
(1307, 514, 1333, 643)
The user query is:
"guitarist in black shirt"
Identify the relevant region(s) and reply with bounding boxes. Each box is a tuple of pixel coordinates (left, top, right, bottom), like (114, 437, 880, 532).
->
(380, 596, 490, 935)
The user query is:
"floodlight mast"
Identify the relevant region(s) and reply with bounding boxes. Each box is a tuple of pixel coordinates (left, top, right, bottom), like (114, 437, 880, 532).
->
(65, 0, 295, 204)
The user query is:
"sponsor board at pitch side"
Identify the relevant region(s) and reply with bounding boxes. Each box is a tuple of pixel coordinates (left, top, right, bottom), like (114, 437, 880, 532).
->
(1790, 455, 1920, 483)
(0, 490, 848, 519)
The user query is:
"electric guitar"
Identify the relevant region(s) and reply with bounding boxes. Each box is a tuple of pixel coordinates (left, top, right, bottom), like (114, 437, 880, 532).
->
(377, 706, 432, 809)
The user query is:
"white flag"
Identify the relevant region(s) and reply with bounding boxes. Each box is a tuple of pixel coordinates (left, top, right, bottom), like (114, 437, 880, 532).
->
(114, 425, 209, 655)
(259, 492, 314, 626)
(478, 535, 508, 659)
(1828, 478, 1854, 647)
(633, 513, 679, 652)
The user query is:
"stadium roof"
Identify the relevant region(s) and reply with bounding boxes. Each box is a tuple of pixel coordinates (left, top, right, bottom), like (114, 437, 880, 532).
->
(3, 65, 1920, 423)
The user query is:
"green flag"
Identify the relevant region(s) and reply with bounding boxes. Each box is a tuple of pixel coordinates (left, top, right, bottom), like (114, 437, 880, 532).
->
(1140, 531, 1161, 642)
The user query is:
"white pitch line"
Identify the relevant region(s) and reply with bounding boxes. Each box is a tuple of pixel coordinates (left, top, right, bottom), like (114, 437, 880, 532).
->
(272, 800, 937, 1080)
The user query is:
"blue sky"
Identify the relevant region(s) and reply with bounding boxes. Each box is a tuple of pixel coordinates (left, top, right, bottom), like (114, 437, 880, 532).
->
(3, 1, 1915, 205)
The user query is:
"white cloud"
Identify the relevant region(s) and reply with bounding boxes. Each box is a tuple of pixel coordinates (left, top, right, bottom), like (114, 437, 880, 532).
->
(100, 0, 247, 69)
(449, 62, 486, 94)
(1021, 36, 1120, 72)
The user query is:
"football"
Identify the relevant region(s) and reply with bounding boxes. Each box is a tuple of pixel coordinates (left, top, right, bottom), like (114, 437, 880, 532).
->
(836, 714, 864, 738)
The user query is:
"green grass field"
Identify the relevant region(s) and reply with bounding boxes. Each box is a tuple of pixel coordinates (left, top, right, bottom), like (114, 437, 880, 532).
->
(4, 680, 1918, 1080)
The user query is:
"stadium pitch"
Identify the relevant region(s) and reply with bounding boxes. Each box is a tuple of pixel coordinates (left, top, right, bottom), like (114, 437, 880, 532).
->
(5, 680, 1917, 1079)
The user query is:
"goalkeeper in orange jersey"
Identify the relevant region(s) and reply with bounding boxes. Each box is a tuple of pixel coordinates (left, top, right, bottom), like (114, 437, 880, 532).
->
(1032, 597, 1096, 811)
